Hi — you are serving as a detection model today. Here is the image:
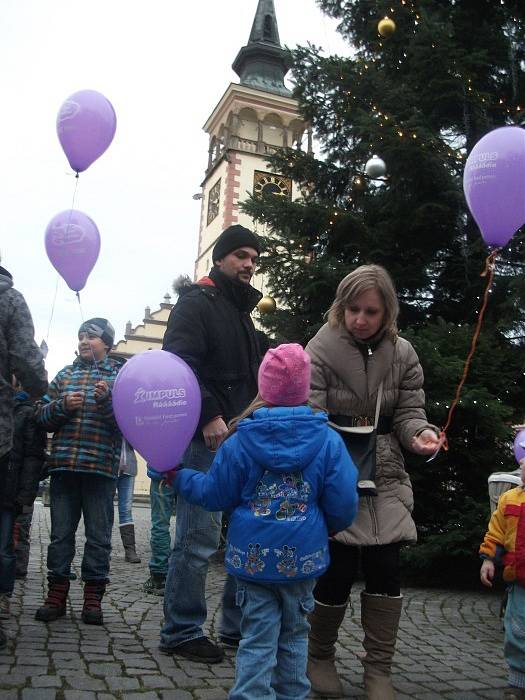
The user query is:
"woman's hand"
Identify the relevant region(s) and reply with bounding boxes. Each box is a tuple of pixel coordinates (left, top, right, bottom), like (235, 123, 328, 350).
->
(410, 429, 443, 455)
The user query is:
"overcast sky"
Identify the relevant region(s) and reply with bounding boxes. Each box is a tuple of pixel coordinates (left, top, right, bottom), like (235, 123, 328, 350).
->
(1, 0, 350, 378)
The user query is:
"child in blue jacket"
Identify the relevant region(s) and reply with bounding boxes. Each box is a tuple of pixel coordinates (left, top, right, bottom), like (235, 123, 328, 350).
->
(173, 343, 358, 700)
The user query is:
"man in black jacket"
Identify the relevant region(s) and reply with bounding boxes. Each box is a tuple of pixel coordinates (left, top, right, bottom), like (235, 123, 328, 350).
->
(160, 225, 262, 663)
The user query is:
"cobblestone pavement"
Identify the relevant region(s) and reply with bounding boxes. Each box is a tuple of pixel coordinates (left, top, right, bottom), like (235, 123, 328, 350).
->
(0, 501, 507, 699)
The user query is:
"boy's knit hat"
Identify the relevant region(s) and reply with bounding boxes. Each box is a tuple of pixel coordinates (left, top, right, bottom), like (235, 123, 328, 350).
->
(258, 343, 311, 407)
(78, 318, 115, 349)
(212, 225, 260, 263)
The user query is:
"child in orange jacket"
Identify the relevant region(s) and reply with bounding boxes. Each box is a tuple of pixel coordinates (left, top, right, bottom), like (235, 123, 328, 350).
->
(480, 459, 525, 700)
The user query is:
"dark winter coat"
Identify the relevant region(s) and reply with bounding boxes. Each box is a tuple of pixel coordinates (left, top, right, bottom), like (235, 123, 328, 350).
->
(162, 267, 263, 437)
(0, 394, 47, 512)
(0, 267, 48, 459)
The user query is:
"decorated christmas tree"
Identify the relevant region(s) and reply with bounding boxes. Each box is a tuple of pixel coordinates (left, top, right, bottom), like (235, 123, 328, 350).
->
(243, 0, 525, 584)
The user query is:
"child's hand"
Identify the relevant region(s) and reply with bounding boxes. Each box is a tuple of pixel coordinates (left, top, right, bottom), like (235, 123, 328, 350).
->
(64, 391, 84, 412)
(480, 559, 495, 587)
(163, 469, 178, 487)
(94, 381, 109, 401)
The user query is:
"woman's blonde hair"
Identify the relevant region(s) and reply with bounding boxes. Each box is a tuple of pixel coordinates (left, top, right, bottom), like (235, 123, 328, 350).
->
(327, 264, 399, 339)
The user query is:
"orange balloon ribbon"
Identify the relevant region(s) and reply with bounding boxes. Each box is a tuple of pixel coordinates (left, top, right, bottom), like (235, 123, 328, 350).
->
(426, 248, 500, 462)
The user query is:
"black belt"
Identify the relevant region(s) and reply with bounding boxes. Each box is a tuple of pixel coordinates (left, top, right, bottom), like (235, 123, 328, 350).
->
(329, 414, 393, 435)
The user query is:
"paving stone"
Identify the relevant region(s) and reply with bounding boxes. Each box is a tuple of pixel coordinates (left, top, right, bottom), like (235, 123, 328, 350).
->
(32, 676, 62, 688)
(106, 677, 141, 691)
(142, 675, 175, 689)
(22, 690, 57, 700)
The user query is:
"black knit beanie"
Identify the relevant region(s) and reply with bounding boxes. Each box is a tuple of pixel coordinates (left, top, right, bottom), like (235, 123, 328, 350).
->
(78, 318, 115, 349)
(212, 225, 260, 263)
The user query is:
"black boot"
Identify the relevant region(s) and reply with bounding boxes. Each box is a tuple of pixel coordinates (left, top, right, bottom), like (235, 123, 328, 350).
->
(120, 524, 141, 563)
(0, 622, 6, 649)
(82, 581, 106, 625)
(35, 577, 70, 622)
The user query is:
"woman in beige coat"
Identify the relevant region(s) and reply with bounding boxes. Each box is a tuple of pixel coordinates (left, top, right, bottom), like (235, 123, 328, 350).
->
(305, 265, 441, 700)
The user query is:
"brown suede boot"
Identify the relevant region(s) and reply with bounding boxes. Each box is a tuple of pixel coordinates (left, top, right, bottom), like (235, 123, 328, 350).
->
(120, 524, 141, 563)
(35, 577, 70, 622)
(307, 601, 347, 698)
(361, 592, 403, 700)
(82, 581, 106, 625)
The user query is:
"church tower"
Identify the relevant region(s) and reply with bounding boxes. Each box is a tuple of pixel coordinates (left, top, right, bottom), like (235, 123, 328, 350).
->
(194, 0, 312, 280)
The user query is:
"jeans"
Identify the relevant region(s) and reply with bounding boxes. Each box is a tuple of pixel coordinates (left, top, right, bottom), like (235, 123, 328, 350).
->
(0, 508, 16, 595)
(47, 471, 116, 582)
(505, 583, 525, 688)
(230, 579, 315, 700)
(117, 473, 135, 526)
(160, 439, 241, 647)
(149, 479, 176, 575)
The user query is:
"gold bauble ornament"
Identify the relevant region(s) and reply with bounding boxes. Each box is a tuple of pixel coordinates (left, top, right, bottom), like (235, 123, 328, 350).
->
(257, 296, 277, 314)
(378, 16, 396, 38)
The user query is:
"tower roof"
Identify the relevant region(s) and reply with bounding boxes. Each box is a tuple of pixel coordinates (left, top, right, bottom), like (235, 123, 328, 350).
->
(232, 0, 292, 98)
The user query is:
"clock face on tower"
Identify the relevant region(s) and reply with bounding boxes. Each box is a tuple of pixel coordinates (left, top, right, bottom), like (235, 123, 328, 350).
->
(207, 178, 221, 226)
(253, 170, 292, 199)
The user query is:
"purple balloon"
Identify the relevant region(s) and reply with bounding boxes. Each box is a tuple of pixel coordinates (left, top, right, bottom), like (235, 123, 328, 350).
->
(112, 350, 201, 472)
(45, 209, 101, 292)
(57, 90, 117, 173)
(514, 430, 525, 465)
(463, 126, 525, 248)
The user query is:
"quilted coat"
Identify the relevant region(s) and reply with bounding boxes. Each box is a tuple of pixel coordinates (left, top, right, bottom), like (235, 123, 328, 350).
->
(306, 322, 437, 546)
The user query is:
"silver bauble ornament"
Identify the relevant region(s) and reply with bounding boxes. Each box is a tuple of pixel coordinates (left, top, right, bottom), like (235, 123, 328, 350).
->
(365, 155, 387, 179)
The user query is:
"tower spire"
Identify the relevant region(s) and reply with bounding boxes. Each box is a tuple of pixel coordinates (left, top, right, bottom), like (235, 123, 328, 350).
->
(232, 0, 292, 97)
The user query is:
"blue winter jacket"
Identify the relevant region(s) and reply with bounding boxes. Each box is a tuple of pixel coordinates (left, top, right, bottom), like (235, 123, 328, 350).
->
(175, 405, 359, 583)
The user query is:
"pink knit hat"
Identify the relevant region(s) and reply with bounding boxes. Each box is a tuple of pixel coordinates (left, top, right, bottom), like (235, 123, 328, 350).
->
(258, 343, 311, 407)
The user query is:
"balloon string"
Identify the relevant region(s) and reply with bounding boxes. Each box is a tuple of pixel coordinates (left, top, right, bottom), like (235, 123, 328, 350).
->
(45, 274, 60, 344)
(437, 248, 500, 452)
(76, 291, 102, 382)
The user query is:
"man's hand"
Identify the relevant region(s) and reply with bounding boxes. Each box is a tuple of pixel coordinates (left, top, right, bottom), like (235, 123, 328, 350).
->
(64, 391, 84, 412)
(480, 559, 495, 588)
(202, 416, 228, 451)
(94, 381, 110, 401)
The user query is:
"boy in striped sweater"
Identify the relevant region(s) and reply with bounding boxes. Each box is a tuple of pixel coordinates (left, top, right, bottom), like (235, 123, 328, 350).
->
(35, 318, 122, 626)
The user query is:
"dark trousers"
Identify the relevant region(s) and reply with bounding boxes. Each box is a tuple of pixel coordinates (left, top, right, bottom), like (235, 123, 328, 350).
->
(0, 452, 16, 596)
(314, 540, 401, 605)
(0, 508, 16, 596)
(47, 471, 116, 582)
(14, 505, 34, 577)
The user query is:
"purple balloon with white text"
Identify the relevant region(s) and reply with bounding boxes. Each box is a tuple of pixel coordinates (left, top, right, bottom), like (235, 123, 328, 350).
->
(463, 126, 525, 248)
(57, 90, 117, 173)
(44, 210, 100, 292)
(514, 430, 525, 465)
(112, 350, 201, 472)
